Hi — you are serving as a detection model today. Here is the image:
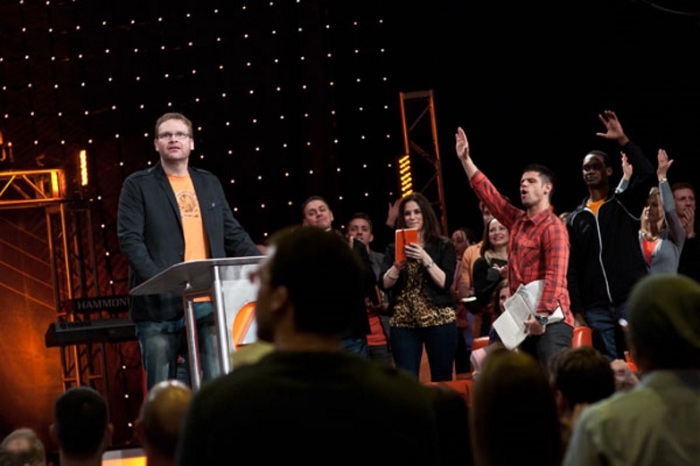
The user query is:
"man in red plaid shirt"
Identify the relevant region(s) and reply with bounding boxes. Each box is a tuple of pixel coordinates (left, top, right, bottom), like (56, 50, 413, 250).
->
(455, 127, 574, 369)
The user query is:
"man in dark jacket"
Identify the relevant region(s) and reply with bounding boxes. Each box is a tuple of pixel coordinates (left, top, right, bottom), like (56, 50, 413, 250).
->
(118, 112, 261, 390)
(566, 110, 654, 360)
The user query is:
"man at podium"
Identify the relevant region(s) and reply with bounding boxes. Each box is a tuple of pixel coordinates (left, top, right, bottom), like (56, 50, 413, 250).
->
(117, 112, 262, 390)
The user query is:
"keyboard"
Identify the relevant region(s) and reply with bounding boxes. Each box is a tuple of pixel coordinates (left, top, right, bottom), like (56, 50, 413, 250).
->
(44, 317, 136, 347)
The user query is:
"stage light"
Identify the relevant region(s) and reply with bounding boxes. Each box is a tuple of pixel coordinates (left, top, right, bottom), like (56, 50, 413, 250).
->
(79, 149, 88, 187)
(398, 154, 413, 197)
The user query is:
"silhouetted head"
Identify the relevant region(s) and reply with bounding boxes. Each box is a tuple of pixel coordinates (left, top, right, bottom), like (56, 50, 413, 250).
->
(253, 226, 364, 342)
(0, 428, 46, 466)
(51, 386, 111, 461)
(136, 380, 193, 460)
(626, 274, 700, 371)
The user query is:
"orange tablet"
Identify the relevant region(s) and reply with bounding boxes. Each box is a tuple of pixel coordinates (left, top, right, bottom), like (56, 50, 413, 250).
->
(395, 228, 418, 262)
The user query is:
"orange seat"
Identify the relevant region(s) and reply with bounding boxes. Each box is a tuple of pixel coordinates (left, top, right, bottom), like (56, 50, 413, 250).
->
(231, 301, 256, 350)
(572, 326, 592, 347)
(425, 379, 474, 405)
(472, 336, 490, 351)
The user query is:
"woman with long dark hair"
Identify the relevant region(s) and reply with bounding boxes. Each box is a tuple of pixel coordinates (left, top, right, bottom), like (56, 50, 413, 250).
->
(379, 193, 457, 381)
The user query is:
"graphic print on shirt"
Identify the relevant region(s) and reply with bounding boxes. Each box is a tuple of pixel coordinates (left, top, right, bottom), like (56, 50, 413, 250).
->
(176, 190, 200, 219)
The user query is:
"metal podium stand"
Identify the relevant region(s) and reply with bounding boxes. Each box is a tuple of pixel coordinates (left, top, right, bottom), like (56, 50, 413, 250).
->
(129, 256, 264, 391)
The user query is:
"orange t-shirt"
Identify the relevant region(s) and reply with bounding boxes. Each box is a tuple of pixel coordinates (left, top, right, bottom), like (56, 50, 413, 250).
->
(586, 198, 605, 216)
(168, 174, 211, 301)
(366, 312, 388, 347)
(642, 237, 658, 265)
(458, 241, 482, 297)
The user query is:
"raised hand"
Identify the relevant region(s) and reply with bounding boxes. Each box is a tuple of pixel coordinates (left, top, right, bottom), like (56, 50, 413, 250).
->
(386, 198, 401, 228)
(455, 127, 478, 178)
(657, 148, 673, 180)
(620, 151, 633, 181)
(596, 110, 629, 146)
(455, 127, 470, 162)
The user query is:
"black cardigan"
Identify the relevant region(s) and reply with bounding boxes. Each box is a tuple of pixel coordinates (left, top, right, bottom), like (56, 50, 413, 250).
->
(378, 236, 456, 316)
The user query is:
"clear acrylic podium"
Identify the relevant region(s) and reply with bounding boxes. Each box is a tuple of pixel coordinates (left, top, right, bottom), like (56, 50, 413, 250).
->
(129, 256, 264, 390)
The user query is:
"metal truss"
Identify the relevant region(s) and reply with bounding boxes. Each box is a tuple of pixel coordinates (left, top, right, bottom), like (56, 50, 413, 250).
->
(398, 90, 449, 235)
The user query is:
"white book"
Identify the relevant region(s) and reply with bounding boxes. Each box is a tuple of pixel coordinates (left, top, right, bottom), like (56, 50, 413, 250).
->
(492, 280, 564, 350)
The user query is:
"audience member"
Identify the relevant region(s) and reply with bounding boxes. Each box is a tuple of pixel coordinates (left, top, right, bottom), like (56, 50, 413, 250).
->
(548, 346, 616, 450)
(135, 380, 193, 466)
(379, 192, 458, 381)
(176, 226, 467, 465)
(455, 126, 574, 370)
(635, 149, 685, 273)
(471, 347, 563, 466)
(117, 112, 262, 389)
(426, 384, 473, 466)
(347, 212, 385, 276)
(450, 226, 475, 377)
(457, 202, 495, 340)
(450, 227, 474, 257)
(301, 196, 372, 358)
(347, 212, 393, 366)
(301, 195, 339, 233)
(487, 278, 510, 344)
(470, 278, 511, 378)
(457, 202, 493, 299)
(471, 217, 509, 336)
(564, 273, 700, 465)
(565, 110, 655, 360)
(672, 181, 700, 282)
(0, 428, 46, 466)
(50, 386, 112, 466)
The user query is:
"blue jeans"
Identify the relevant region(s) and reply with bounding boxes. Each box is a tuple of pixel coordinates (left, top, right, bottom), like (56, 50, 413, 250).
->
(341, 336, 369, 359)
(454, 312, 474, 374)
(583, 303, 628, 360)
(368, 344, 393, 367)
(135, 302, 220, 390)
(390, 323, 458, 382)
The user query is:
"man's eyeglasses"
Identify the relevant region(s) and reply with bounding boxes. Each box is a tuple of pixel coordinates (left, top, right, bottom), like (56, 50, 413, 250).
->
(158, 131, 191, 141)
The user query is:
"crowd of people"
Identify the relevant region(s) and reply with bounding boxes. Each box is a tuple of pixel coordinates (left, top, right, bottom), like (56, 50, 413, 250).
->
(3, 109, 699, 465)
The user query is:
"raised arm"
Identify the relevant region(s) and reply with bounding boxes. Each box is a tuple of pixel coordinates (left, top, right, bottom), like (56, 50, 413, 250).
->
(455, 127, 478, 179)
(656, 148, 672, 183)
(657, 149, 685, 249)
(598, 110, 654, 212)
(595, 110, 630, 146)
(455, 126, 519, 230)
(614, 151, 633, 194)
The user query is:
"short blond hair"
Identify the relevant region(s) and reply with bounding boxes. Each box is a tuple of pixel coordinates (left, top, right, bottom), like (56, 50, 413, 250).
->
(154, 112, 193, 137)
